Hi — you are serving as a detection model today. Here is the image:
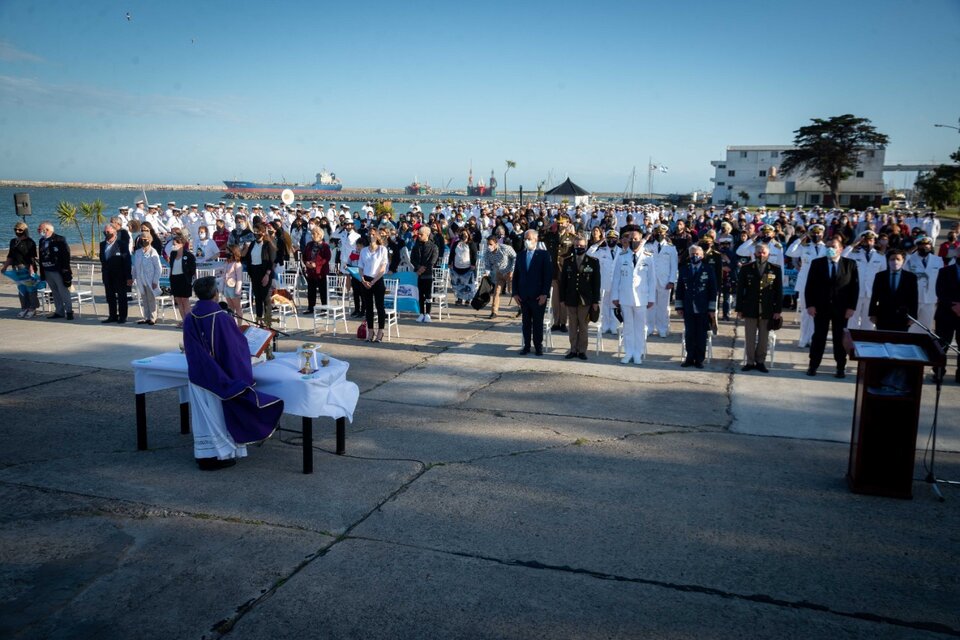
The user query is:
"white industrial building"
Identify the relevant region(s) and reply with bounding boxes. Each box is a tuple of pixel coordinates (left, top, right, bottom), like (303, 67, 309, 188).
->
(710, 145, 886, 208)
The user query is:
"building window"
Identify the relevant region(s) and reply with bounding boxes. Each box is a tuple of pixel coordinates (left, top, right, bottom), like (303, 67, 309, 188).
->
(728, 185, 733, 190)
(718, 164, 726, 169)
(865, 150, 875, 158)
(770, 151, 778, 158)
(759, 170, 766, 177)
(740, 151, 748, 158)
(717, 181, 725, 186)
(809, 195, 820, 204)
(728, 170, 735, 177)
(855, 171, 864, 178)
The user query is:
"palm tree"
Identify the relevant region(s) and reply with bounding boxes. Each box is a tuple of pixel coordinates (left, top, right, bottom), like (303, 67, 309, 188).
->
(504, 160, 516, 201)
(737, 190, 750, 206)
(55, 200, 87, 257)
(80, 199, 107, 258)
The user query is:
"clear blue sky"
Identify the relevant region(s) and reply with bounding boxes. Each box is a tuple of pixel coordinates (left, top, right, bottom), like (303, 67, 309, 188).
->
(1, 0, 958, 193)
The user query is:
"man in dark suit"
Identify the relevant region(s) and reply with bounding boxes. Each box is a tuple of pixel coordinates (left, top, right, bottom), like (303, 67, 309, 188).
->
(736, 241, 782, 373)
(869, 250, 918, 332)
(512, 229, 553, 356)
(559, 234, 601, 360)
(675, 244, 717, 369)
(934, 259, 960, 383)
(805, 236, 859, 378)
(99, 222, 132, 323)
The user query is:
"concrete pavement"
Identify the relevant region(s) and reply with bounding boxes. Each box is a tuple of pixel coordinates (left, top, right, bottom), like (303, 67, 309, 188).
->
(1, 276, 958, 639)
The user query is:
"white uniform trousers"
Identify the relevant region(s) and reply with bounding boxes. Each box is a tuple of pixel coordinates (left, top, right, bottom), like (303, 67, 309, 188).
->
(600, 288, 618, 333)
(850, 296, 875, 331)
(622, 305, 648, 362)
(909, 302, 935, 334)
(650, 286, 671, 336)
(797, 291, 815, 347)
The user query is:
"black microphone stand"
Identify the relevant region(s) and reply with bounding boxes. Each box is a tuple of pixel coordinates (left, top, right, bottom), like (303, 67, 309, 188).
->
(907, 313, 960, 501)
(218, 301, 290, 354)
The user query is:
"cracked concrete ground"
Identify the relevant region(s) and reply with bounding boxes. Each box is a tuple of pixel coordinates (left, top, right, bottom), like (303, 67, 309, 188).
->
(0, 278, 959, 639)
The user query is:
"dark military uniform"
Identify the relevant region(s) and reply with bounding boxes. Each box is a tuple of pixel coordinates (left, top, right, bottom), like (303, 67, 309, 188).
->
(675, 262, 717, 367)
(559, 252, 602, 358)
(736, 260, 783, 368)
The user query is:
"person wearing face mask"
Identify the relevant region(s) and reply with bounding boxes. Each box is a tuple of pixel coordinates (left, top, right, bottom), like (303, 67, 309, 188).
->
(933, 252, 960, 384)
(512, 229, 553, 356)
(786, 224, 827, 346)
(611, 227, 656, 365)
(868, 250, 918, 332)
(132, 230, 162, 325)
(675, 245, 717, 369)
(168, 232, 197, 326)
(587, 229, 621, 334)
(36, 221, 74, 320)
(804, 236, 859, 378)
(2, 221, 40, 318)
(905, 236, 943, 332)
(736, 224, 784, 271)
(644, 224, 679, 338)
(194, 225, 220, 264)
(737, 242, 782, 373)
(99, 222, 133, 324)
(559, 235, 601, 360)
(242, 223, 276, 327)
(213, 219, 230, 258)
(229, 214, 254, 256)
(842, 230, 886, 330)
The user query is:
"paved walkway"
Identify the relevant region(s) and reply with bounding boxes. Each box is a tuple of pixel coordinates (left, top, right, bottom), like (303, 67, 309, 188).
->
(0, 278, 958, 639)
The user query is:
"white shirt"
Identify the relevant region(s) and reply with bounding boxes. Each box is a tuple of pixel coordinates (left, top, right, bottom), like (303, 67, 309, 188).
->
(250, 242, 263, 266)
(359, 245, 388, 278)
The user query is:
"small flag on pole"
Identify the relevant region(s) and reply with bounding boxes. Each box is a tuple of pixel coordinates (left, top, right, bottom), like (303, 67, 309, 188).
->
(659, 165, 669, 174)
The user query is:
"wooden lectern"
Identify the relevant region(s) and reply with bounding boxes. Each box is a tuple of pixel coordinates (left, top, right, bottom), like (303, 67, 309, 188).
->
(844, 329, 946, 499)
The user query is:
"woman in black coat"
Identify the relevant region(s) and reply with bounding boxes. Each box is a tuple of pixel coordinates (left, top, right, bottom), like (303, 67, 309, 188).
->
(167, 232, 196, 326)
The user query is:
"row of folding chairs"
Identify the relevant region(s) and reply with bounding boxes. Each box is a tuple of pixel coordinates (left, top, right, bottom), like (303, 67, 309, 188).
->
(311, 275, 399, 340)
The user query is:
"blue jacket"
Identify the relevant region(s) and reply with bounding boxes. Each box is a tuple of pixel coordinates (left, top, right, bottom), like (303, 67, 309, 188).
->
(675, 263, 717, 314)
(512, 249, 553, 300)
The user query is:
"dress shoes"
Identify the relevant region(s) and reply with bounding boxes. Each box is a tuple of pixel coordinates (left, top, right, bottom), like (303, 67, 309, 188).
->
(535, 346, 544, 356)
(755, 363, 769, 373)
(806, 367, 817, 377)
(557, 324, 568, 333)
(694, 361, 704, 369)
(834, 368, 846, 379)
(680, 359, 693, 368)
(137, 319, 149, 324)
(520, 346, 531, 355)
(117, 318, 127, 324)
(550, 324, 561, 332)
(101, 317, 118, 324)
(65, 312, 74, 320)
(47, 313, 64, 319)
(741, 363, 755, 372)
(578, 353, 587, 361)
(196, 457, 237, 471)
(621, 356, 633, 365)
(564, 352, 577, 360)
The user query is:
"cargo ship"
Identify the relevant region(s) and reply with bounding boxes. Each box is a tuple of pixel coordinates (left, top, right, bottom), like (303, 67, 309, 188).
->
(223, 170, 342, 195)
(467, 167, 497, 197)
(405, 177, 430, 195)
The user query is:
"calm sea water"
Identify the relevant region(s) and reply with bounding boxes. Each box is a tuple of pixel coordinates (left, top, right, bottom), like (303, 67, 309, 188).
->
(0, 187, 474, 245)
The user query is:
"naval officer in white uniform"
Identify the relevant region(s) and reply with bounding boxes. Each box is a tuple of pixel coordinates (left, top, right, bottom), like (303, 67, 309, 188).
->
(611, 226, 657, 365)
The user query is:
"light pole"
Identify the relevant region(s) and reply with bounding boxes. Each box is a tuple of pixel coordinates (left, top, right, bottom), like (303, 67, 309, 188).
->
(933, 117, 960, 133)
(504, 160, 516, 202)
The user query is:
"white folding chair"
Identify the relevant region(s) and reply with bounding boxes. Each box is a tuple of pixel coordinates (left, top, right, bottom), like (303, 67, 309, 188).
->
(70, 262, 98, 318)
(313, 274, 349, 335)
(743, 329, 778, 365)
(155, 266, 179, 322)
(281, 271, 302, 308)
(383, 277, 400, 340)
(430, 267, 449, 319)
(588, 291, 604, 355)
(271, 292, 300, 331)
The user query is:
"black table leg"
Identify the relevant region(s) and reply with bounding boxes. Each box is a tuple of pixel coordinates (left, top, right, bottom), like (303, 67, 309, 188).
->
(179, 402, 190, 435)
(136, 393, 147, 450)
(336, 417, 345, 455)
(302, 417, 313, 474)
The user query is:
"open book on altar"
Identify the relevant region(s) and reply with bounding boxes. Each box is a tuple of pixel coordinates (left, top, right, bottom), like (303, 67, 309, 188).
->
(242, 325, 276, 358)
(852, 341, 928, 361)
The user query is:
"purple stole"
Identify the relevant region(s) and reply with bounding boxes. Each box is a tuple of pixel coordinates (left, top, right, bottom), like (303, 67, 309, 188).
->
(183, 300, 282, 444)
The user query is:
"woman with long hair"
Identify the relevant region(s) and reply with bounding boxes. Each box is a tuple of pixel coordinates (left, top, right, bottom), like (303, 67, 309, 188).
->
(449, 228, 478, 305)
(168, 232, 196, 326)
(359, 228, 388, 342)
(2, 221, 39, 318)
(221, 245, 245, 324)
(242, 222, 277, 324)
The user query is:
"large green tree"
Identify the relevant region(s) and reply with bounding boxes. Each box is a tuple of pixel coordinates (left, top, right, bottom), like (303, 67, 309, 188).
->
(779, 114, 889, 207)
(915, 147, 960, 209)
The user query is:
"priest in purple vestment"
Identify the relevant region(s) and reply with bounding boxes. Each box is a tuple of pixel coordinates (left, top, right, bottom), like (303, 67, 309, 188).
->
(183, 276, 283, 470)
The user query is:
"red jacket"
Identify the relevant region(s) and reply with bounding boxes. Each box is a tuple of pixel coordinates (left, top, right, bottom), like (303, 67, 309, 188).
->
(302, 241, 331, 280)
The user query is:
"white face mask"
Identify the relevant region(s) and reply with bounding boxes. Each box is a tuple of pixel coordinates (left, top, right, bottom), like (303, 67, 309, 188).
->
(525, 239, 537, 251)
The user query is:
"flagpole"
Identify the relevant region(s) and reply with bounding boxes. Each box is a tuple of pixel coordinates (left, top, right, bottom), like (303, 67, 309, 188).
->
(647, 157, 652, 202)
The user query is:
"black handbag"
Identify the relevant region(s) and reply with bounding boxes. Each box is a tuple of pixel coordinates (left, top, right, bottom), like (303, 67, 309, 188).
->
(768, 315, 783, 331)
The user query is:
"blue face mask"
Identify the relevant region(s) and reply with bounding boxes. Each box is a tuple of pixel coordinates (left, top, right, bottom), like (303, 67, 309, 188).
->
(825, 247, 838, 258)
(690, 255, 702, 265)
